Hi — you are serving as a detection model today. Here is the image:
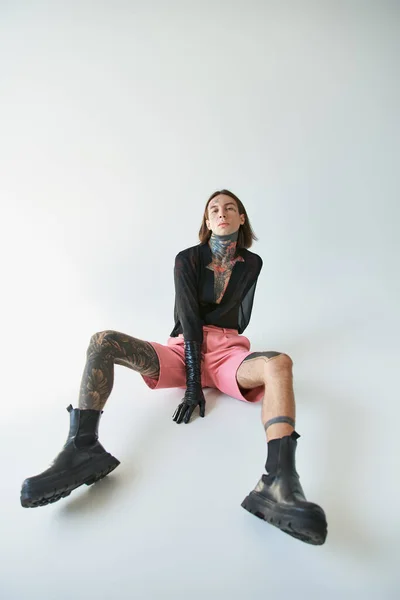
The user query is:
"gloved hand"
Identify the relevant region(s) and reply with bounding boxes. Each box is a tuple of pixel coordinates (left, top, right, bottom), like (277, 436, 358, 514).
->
(173, 340, 206, 424)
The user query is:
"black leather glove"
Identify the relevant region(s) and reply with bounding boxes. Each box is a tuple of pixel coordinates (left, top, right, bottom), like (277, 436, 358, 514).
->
(172, 340, 206, 424)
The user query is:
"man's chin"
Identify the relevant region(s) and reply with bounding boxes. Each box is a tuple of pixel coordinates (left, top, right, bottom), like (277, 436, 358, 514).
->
(213, 227, 238, 237)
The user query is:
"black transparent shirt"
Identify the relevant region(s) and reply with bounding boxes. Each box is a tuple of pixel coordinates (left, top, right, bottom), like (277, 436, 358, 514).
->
(170, 242, 263, 343)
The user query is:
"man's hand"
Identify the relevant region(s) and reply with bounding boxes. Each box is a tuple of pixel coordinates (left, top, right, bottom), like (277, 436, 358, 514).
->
(172, 386, 206, 424)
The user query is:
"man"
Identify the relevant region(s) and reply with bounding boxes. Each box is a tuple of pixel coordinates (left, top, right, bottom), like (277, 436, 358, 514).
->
(21, 189, 327, 545)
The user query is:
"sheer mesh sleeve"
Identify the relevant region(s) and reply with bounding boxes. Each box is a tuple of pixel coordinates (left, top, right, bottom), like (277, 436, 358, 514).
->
(173, 252, 204, 342)
(238, 280, 258, 333)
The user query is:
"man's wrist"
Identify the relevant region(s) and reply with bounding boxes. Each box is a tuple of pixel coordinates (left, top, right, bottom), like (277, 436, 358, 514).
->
(185, 381, 202, 393)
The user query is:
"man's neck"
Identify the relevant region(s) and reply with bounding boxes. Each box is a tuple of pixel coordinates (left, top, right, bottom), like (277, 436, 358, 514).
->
(208, 231, 239, 262)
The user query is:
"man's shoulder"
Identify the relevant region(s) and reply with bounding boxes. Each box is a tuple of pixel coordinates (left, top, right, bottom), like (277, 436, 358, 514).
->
(241, 248, 263, 270)
(175, 243, 203, 260)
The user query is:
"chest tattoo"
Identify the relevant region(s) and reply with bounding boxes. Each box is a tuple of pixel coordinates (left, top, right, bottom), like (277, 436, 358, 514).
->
(206, 255, 245, 304)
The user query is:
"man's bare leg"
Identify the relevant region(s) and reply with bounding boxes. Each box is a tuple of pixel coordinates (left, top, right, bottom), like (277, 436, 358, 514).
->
(20, 330, 160, 508)
(236, 352, 295, 440)
(236, 351, 327, 546)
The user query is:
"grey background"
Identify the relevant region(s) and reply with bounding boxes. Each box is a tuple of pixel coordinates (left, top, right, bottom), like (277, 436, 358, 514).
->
(0, 1, 399, 598)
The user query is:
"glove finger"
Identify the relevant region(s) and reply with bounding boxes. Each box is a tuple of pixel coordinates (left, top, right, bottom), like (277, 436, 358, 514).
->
(184, 405, 195, 424)
(176, 403, 188, 424)
(172, 402, 184, 422)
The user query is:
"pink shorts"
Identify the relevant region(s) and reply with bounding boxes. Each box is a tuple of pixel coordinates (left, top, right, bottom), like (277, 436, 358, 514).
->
(141, 325, 264, 403)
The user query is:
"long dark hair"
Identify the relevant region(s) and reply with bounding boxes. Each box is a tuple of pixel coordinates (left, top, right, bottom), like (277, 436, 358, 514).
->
(198, 189, 258, 248)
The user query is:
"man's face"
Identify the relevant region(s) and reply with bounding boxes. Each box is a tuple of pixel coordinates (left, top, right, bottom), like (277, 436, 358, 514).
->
(206, 195, 245, 236)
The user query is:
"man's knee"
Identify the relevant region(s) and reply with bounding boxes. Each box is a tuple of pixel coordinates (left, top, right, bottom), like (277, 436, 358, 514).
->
(87, 330, 117, 356)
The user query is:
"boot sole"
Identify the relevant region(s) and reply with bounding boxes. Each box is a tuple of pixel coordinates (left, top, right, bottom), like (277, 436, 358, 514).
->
(241, 491, 327, 546)
(20, 454, 120, 508)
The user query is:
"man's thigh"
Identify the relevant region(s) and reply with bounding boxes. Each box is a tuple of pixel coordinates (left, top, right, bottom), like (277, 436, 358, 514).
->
(141, 337, 186, 390)
(236, 351, 284, 388)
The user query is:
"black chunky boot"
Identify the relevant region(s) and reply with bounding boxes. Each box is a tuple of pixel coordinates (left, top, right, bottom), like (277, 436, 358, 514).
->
(20, 405, 120, 508)
(241, 432, 327, 545)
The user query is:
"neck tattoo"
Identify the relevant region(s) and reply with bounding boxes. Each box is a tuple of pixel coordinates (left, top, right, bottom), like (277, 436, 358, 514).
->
(208, 231, 239, 263)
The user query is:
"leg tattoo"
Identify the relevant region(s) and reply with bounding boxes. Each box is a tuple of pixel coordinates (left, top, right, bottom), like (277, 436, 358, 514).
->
(243, 351, 282, 361)
(264, 416, 295, 433)
(78, 331, 160, 411)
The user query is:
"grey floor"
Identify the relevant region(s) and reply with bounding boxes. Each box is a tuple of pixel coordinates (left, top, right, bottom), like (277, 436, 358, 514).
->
(3, 313, 399, 599)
